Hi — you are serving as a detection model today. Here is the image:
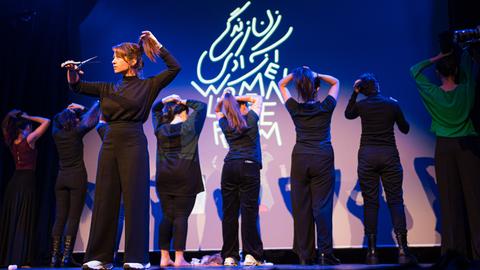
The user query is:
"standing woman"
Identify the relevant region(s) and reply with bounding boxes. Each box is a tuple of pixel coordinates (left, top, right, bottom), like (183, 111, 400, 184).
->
(215, 88, 264, 266)
(151, 94, 207, 267)
(0, 110, 50, 267)
(62, 30, 181, 270)
(50, 102, 100, 267)
(278, 66, 340, 265)
(410, 48, 480, 260)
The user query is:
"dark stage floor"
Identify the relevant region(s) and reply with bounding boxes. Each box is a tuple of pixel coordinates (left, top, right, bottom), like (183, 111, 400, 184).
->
(20, 265, 432, 270)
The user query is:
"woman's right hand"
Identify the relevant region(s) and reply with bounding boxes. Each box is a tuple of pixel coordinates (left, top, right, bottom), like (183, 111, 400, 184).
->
(61, 60, 84, 84)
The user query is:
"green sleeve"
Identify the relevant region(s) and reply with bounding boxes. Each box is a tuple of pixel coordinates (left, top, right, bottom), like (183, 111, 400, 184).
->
(410, 59, 439, 102)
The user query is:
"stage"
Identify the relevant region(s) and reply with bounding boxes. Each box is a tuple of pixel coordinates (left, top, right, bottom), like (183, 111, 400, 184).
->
(19, 265, 431, 270)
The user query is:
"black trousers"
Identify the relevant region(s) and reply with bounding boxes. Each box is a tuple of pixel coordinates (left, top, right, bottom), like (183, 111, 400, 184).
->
(221, 160, 264, 261)
(290, 147, 335, 260)
(357, 145, 407, 236)
(52, 167, 87, 237)
(435, 136, 480, 260)
(157, 193, 196, 251)
(84, 122, 150, 264)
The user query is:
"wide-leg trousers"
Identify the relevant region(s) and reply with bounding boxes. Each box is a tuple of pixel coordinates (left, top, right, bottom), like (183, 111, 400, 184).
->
(84, 122, 150, 264)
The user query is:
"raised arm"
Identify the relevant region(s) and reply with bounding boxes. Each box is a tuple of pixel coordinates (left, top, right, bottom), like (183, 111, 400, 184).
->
(149, 47, 182, 97)
(23, 113, 51, 147)
(62, 59, 112, 97)
(278, 74, 293, 102)
(410, 52, 451, 96)
(183, 100, 207, 134)
(215, 99, 224, 120)
(394, 102, 410, 134)
(345, 82, 360, 119)
(316, 73, 340, 100)
(236, 95, 263, 117)
(151, 100, 165, 131)
(79, 101, 101, 133)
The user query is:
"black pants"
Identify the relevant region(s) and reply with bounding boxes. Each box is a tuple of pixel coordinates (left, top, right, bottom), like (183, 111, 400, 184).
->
(157, 193, 196, 251)
(84, 122, 150, 264)
(52, 167, 87, 237)
(290, 148, 334, 260)
(357, 145, 407, 236)
(221, 160, 263, 261)
(435, 136, 480, 259)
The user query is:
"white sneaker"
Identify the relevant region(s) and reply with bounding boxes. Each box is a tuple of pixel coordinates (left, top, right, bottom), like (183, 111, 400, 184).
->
(82, 260, 113, 270)
(224, 257, 238, 266)
(123, 262, 151, 269)
(243, 254, 261, 266)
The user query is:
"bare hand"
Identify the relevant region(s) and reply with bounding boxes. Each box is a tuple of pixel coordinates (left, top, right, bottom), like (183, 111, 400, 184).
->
(162, 94, 181, 104)
(8, 109, 22, 118)
(61, 60, 84, 75)
(67, 103, 85, 111)
(430, 51, 453, 62)
(140, 31, 161, 48)
(353, 79, 361, 93)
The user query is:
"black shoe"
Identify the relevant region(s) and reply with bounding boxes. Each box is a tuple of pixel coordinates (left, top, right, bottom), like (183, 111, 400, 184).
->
(299, 258, 315, 265)
(61, 235, 81, 267)
(365, 234, 379, 264)
(50, 236, 62, 267)
(319, 253, 341, 265)
(396, 233, 418, 265)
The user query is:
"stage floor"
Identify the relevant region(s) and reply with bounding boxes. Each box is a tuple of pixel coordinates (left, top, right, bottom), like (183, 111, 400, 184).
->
(20, 265, 432, 270)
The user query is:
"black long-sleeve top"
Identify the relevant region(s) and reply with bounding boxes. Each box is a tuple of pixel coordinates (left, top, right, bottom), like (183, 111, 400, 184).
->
(70, 47, 181, 124)
(52, 107, 100, 170)
(152, 100, 207, 196)
(344, 92, 409, 147)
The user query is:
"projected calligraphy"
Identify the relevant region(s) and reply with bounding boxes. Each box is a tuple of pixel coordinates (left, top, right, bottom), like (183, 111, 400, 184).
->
(191, 1, 293, 147)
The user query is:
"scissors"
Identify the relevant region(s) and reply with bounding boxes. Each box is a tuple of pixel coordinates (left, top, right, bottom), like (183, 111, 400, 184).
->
(61, 56, 98, 68)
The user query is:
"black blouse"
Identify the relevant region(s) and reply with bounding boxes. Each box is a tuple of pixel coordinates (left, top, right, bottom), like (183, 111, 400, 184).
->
(152, 100, 207, 196)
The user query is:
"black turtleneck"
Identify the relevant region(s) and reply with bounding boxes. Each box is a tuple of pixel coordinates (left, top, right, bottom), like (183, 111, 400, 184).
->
(70, 47, 181, 123)
(345, 92, 409, 147)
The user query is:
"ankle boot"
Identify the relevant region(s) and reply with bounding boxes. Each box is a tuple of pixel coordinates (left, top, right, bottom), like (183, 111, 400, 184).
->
(50, 236, 62, 267)
(61, 235, 80, 267)
(365, 234, 379, 264)
(396, 233, 417, 265)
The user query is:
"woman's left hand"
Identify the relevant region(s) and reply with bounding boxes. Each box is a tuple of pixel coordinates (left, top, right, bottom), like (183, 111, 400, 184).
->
(140, 31, 162, 48)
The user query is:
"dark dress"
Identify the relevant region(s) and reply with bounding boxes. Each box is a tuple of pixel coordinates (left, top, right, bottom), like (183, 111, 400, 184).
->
(51, 108, 100, 238)
(70, 46, 181, 264)
(285, 95, 336, 260)
(152, 99, 206, 250)
(219, 110, 264, 261)
(0, 139, 38, 266)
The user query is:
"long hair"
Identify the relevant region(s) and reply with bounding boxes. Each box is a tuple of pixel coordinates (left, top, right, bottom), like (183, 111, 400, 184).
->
(112, 34, 161, 73)
(222, 93, 247, 133)
(161, 101, 189, 123)
(292, 66, 318, 102)
(2, 111, 31, 147)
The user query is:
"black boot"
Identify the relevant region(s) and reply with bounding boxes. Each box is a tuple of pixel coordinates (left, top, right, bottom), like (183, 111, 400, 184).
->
(365, 234, 379, 264)
(318, 253, 341, 265)
(61, 235, 80, 267)
(50, 236, 62, 267)
(396, 233, 417, 265)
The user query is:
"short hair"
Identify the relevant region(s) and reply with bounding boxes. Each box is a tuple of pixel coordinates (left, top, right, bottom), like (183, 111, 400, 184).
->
(356, 73, 379, 96)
